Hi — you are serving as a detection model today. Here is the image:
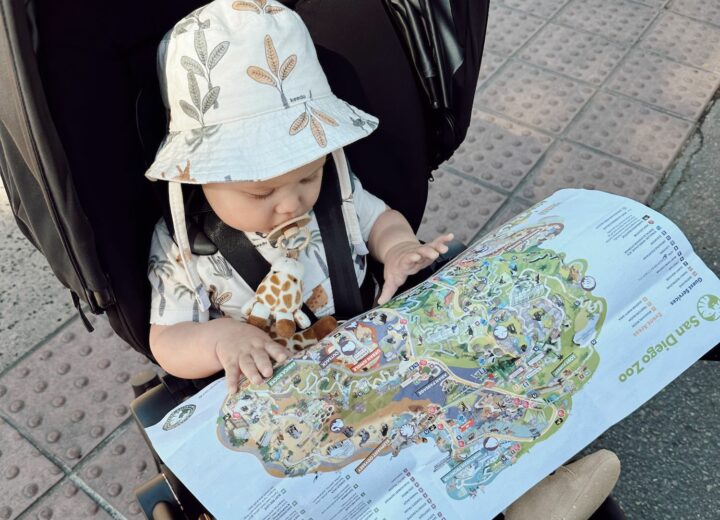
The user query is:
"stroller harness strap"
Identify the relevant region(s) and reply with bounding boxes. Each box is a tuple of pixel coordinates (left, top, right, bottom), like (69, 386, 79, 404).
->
(202, 167, 373, 322)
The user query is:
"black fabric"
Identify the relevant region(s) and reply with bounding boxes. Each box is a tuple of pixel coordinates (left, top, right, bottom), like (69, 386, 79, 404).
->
(313, 160, 367, 319)
(201, 164, 373, 322)
(203, 211, 319, 324)
(29, 0, 208, 358)
(297, 1, 433, 231)
(381, 0, 490, 168)
(0, 0, 482, 362)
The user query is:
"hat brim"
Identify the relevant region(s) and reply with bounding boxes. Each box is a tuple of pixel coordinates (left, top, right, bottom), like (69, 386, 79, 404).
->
(145, 95, 378, 184)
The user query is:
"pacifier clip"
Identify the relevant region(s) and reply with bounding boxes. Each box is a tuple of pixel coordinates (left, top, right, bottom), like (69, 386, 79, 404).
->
(240, 214, 313, 338)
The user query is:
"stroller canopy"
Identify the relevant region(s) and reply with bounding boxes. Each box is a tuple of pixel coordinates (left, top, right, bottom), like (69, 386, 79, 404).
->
(0, 0, 489, 359)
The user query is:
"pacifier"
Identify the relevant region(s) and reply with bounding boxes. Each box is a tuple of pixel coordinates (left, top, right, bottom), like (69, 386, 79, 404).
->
(266, 213, 312, 258)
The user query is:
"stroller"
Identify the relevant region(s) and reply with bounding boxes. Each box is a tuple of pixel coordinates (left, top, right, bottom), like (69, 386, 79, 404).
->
(0, 0, 627, 517)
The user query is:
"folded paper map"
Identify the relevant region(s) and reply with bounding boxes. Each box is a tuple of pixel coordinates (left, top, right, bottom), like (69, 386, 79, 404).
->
(146, 189, 720, 519)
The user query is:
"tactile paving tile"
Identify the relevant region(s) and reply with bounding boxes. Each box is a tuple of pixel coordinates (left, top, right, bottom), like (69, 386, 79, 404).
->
(669, 0, 720, 27)
(477, 53, 507, 89)
(632, 0, 668, 7)
(566, 92, 695, 174)
(0, 419, 63, 520)
(640, 11, 720, 73)
(21, 479, 113, 520)
(557, 0, 658, 45)
(419, 170, 506, 245)
(0, 316, 156, 468)
(475, 198, 532, 242)
(476, 61, 595, 135)
(498, 0, 568, 19)
(443, 110, 553, 191)
(519, 142, 662, 203)
(484, 3, 545, 57)
(519, 23, 628, 86)
(606, 49, 720, 120)
(76, 425, 158, 519)
(0, 183, 76, 373)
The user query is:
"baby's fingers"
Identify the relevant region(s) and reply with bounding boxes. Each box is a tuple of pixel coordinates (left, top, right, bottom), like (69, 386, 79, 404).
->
(400, 252, 423, 267)
(224, 363, 242, 395)
(251, 349, 275, 380)
(429, 233, 454, 252)
(237, 353, 264, 386)
(378, 278, 401, 306)
(265, 342, 292, 364)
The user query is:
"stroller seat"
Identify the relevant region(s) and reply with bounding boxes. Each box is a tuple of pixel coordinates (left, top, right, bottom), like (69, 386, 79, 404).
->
(0, 0, 626, 518)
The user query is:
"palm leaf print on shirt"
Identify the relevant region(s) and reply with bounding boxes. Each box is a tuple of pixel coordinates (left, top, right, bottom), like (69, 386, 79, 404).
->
(148, 255, 174, 316)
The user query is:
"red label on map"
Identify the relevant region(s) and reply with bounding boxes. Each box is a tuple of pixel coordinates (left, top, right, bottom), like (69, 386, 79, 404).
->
(459, 420, 474, 432)
(351, 348, 382, 373)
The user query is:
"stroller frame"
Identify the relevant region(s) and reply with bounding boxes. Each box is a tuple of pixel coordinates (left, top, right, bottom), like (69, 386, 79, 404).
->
(0, 0, 629, 517)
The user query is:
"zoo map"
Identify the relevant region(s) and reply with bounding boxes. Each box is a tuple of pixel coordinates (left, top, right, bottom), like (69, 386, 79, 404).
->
(217, 218, 605, 499)
(147, 190, 720, 520)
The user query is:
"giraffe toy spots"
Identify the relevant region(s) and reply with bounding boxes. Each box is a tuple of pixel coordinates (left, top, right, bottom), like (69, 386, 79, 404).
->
(241, 256, 311, 337)
(272, 315, 338, 352)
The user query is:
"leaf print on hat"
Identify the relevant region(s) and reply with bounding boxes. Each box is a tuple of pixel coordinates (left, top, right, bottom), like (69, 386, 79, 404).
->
(247, 66, 277, 86)
(289, 112, 309, 135)
(279, 55, 297, 80)
(232, 0, 285, 15)
(186, 124, 222, 152)
(288, 103, 339, 147)
(172, 160, 197, 182)
(247, 35, 295, 108)
(265, 35, 279, 76)
(310, 107, 338, 127)
(174, 10, 229, 153)
(310, 116, 326, 147)
(181, 56, 205, 77)
(344, 101, 378, 133)
(195, 30, 208, 65)
(173, 6, 206, 36)
(208, 41, 229, 70)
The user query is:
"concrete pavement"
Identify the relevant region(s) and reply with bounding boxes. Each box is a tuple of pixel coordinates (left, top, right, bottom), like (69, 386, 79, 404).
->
(2, 0, 720, 518)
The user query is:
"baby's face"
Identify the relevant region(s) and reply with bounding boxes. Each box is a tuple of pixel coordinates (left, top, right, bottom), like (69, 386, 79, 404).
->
(202, 156, 325, 234)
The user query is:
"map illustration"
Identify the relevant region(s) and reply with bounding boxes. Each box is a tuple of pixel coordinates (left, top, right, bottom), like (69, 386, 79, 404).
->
(217, 216, 607, 500)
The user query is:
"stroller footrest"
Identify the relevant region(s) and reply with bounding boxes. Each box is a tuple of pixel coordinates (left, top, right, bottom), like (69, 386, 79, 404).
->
(135, 473, 182, 520)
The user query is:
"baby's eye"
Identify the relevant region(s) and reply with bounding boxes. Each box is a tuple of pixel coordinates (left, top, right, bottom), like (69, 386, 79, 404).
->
(248, 190, 274, 200)
(300, 173, 320, 184)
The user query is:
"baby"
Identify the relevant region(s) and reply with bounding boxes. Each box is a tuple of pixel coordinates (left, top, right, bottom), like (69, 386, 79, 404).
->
(145, 2, 620, 518)
(149, 152, 452, 390)
(145, 0, 452, 392)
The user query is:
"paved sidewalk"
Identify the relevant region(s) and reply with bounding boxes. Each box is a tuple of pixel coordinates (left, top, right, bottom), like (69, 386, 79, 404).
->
(2, 0, 720, 519)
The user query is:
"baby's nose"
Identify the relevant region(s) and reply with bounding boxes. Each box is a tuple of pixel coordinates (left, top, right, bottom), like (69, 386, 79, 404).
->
(275, 194, 302, 216)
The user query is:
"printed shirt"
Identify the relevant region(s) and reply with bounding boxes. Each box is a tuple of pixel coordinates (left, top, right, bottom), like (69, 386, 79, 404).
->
(148, 176, 387, 325)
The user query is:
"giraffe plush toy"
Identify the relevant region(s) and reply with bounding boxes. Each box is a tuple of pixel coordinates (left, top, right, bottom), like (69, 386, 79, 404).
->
(241, 256, 311, 338)
(272, 315, 338, 352)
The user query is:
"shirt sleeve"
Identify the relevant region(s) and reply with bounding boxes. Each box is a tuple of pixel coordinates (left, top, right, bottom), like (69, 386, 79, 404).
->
(350, 173, 388, 242)
(147, 220, 210, 325)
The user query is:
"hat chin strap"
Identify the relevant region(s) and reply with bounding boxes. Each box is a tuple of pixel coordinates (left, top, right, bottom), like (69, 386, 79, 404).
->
(332, 149, 369, 256)
(168, 182, 211, 312)
(166, 148, 366, 313)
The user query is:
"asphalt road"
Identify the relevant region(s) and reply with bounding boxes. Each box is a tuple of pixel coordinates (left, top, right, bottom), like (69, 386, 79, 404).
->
(583, 98, 720, 520)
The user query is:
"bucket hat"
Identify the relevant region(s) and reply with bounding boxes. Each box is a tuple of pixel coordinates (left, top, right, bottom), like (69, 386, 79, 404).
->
(147, 0, 379, 310)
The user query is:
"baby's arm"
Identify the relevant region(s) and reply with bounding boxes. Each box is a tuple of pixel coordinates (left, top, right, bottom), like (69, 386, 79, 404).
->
(368, 208, 453, 304)
(150, 319, 291, 393)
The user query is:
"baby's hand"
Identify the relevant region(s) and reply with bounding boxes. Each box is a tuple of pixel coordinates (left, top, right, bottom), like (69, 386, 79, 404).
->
(214, 322, 293, 394)
(378, 233, 454, 305)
